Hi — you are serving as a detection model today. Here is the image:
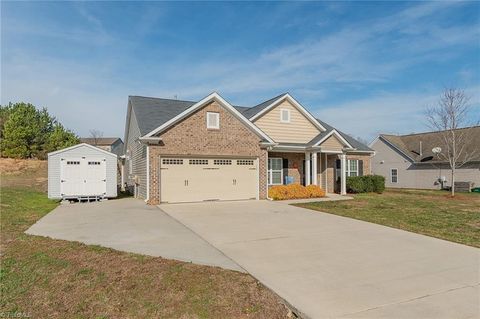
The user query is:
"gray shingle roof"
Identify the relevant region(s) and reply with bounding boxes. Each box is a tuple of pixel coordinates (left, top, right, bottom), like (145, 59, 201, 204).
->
(241, 93, 287, 119)
(310, 119, 373, 152)
(380, 126, 480, 163)
(129, 96, 195, 136)
(80, 137, 122, 146)
(128, 94, 373, 153)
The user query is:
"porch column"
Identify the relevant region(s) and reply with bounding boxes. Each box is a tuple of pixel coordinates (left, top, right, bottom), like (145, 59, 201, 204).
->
(305, 152, 311, 185)
(340, 153, 347, 195)
(120, 160, 125, 191)
(312, 152, 318, 185)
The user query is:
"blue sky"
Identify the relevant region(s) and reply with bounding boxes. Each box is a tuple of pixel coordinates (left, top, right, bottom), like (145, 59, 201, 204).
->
(2, 1, 479, 142)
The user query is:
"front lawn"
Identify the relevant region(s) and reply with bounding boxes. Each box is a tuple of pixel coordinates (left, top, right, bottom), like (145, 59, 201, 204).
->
(0, 186, 288, 318)
(295, 189, 480, 247)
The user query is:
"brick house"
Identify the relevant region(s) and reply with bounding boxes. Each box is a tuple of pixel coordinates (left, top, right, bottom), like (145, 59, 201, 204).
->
(122, 92, 373, 204)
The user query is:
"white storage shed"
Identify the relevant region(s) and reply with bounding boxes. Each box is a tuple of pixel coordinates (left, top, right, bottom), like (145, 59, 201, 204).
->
(48, 143, 118, 200)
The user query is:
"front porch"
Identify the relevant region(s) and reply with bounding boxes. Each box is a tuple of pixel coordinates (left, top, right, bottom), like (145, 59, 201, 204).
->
(267, 151, 349, 195)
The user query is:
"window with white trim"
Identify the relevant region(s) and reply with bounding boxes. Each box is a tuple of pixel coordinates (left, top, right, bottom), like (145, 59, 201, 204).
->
(391, 168, 398, 183)
(206, 112, 220, 129)
(280, 109, 291, 123)
(268, 158, 283, 185)
(346, 160, 358, 177)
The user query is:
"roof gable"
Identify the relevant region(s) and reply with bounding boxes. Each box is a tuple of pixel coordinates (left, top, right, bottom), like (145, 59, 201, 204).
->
(248, 94, 326, 131)
(377, 126, 480, 163)
(47, 143, 118, 157)
(143, 92, 274, 143)
(313, 129, 353, 149)
(310, 119, 373, 152)
(253, 98, 321, 143)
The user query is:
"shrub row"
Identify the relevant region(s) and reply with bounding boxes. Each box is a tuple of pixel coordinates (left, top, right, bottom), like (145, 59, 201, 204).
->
(269, 184, 326, 200)
(346, 175, 385, 194)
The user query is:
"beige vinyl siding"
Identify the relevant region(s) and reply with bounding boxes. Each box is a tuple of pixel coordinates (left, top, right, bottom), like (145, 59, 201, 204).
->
(125, 106, 147, 199)
(319, 135, 345, 152)
(253, 100, 319, 143)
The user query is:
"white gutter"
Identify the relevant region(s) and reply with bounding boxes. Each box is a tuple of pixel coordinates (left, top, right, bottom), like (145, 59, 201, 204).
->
(139, 136, 162, 144)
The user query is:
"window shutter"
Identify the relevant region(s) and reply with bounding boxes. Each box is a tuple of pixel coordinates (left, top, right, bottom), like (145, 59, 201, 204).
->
(283, 158, 288, 169)
(359, 160, 364, 176)
(336, 159, 341, 169)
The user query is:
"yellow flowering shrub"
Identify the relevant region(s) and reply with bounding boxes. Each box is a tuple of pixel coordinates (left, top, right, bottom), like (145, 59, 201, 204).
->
(268, 184, 326, 200)
(305, 184, 326, 198)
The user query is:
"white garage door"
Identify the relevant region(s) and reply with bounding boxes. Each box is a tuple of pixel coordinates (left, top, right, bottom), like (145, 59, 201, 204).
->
(61, 158, 106, 197)
(160, 157, 258, 203)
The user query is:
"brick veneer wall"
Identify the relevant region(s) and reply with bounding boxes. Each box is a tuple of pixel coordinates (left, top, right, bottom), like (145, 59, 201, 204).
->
(326, 155, 337, 193)
(147, 101, 267, 204)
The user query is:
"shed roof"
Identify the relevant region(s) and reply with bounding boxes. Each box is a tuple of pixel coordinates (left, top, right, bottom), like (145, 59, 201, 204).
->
(48, 143, 118, 157)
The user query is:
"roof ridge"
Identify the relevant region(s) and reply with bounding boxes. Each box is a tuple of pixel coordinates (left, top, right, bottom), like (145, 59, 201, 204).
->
(380, 125, 480, 138)
(251, 92, 288, 108)
(129, 95, 197, 104)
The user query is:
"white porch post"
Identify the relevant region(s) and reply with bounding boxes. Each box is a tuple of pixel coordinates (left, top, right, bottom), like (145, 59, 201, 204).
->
(340, 153, 347, 195)
(120, 160, 125, 191)
(312, 152, 318, 185)
(305, 152, 311, 185)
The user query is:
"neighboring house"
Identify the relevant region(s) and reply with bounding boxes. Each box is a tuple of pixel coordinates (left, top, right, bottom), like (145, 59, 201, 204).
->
(80, 137, 124, 156)
(123, 92, 374, 204)
(370, 126, 480, 189)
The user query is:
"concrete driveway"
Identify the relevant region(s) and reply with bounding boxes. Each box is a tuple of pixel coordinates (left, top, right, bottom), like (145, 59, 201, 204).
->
(160, 200, 479, 319)
(26, 198, 243, 271)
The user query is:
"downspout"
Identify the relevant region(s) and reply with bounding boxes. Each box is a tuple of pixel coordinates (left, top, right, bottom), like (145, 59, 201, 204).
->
(145, 145, 150, 203)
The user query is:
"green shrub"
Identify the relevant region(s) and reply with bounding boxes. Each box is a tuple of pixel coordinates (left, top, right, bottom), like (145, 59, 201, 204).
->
(346, 176, 365, 193)
(346, 175, 385, 194)
(371, 175, 385, 193)
(363, 176, 374, 192)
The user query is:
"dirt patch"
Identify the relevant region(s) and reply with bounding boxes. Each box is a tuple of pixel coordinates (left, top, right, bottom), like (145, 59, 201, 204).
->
(0, 158, 47, 192)
(0, 158, 46, 175)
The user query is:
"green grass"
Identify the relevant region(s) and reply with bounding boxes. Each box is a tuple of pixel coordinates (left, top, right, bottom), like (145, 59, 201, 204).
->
(295, 189, 480, 247)
(1, 187, 59, 243)
(0, 186, 287, 318)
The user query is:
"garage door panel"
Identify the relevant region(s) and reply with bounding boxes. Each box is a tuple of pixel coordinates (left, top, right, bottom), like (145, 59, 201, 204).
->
(160, 157, 257, 203)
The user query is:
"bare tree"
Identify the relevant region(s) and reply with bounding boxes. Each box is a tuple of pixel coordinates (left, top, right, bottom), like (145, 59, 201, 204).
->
(426, 88, 479, 196)
(89, 129, 104, 146)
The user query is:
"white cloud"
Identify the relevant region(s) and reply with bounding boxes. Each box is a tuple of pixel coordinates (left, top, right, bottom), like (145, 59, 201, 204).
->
(1, 1, 479, 141)
(315, 85, 480, 142)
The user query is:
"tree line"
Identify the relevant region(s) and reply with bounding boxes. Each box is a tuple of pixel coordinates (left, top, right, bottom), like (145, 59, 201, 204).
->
(0, 102, 79, 159)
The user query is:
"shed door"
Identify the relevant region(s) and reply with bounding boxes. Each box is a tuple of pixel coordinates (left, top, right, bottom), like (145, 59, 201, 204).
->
(160, 157, 258, 203)
(61, 158, 106, 197)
